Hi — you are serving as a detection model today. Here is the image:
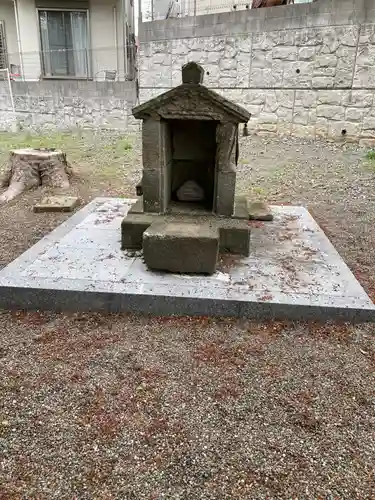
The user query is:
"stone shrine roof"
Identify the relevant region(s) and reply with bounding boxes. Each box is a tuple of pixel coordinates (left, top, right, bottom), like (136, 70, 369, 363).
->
(133, 62, 250, 123)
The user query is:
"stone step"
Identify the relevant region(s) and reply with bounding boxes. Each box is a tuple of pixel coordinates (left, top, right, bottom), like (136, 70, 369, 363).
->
(143, 221, 220, 275)
(122, 210, 251, 256)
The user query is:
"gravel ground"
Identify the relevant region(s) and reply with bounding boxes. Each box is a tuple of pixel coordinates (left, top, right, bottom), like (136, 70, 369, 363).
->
(0, 131, 374, 499)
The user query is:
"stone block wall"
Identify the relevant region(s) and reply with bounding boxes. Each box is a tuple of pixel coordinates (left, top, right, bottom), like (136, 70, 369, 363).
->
(0, 80, 138, 132)
(138, 0, 375, 145)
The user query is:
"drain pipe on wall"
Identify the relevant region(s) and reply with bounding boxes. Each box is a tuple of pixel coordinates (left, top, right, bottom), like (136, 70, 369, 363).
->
(122, 0, 128, 79)
(6, 68, 17, 132)
(13, 0, 24, 80)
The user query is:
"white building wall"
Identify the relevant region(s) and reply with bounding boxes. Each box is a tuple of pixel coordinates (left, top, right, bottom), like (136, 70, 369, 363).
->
(0, 0, 20, 68)
(90, 0, 118, 78)
(17, 0, 41, 79)
(89, 0, 134, 80)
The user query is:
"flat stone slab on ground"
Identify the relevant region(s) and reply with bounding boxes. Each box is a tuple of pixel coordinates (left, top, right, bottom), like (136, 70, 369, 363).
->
(0, 198, 374, 322)
(143, 221, 219, 274)
(34, 196, 80, 213)
(248, 200, 273, 221)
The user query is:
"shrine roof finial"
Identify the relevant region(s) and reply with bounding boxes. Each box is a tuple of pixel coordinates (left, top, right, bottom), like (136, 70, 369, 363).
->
(182, 61, 204, 84)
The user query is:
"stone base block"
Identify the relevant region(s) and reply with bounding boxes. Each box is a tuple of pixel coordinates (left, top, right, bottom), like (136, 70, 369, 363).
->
(233, 197, 273, 222)
(121, 207, 250, 256)
(121, 213, 154, 249)
(248, 201, 273, 221)
(219, 222, 250, 256)
(233, 196, 249, 219)
(128, 197, 144, 214)
(34, 196, 80, 213)
(143, 221, 219, 274)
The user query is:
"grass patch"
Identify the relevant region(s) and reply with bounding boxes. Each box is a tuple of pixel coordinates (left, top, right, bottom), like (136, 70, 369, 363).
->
(0, 129, 137, 177)
(116, 137, 132, 152)
(363, 150, 375, 172)
(0, 129, 139, 198)
(250, 186, 267, 199)
(238, 158, 250, 164)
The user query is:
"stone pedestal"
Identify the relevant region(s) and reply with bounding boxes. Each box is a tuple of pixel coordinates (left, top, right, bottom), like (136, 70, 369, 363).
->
(143, 221, 220, 274)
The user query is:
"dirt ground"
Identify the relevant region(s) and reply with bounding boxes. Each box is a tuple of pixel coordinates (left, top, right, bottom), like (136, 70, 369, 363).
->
(0, 130, 374, 499)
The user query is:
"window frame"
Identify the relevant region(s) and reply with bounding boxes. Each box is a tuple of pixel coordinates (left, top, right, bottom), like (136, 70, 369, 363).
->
(36, 7, 91, 80)
(0, 20, 9, 71)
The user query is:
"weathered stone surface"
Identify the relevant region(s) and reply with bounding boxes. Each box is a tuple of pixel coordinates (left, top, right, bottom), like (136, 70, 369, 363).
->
(248, 201, 273, 222)
(345, 91, 373, 108)
(121, 213, 153, 250)
(136, 20, 375, 145)
(259, 113, 278, 124)
(143, 221, 219, 274)
(314, 67, 336, 78)
(293, 108, 310, 125)
(295, 90, 317, 109)
(142, 169, 163, 213)
(34, 196, 80, 213)
(276, 106, 293, 121)
(312, 76, 334, 88)
(363, 117, 375, 130)
(3, 198, 374, 321)
(317, 90, 345, 106)
(316, 105, 345, 120)
(142, 119, 164, 171)
(315, 55, 338, 68)
(359, 138, 375, 147)
(134, 84, 250, 123)
(258, 124, 277, 133)
(328, 121, 361, 140)
(1, 149, 72, 204)
(176, 180, 204, 202)
(292, 124, 316, 139)
(182, 62, 204, 84)
(273, 46, 297, 61)
(219, 223, 250, 256)
(276, 121, 291, 136)
(315, 118, 329, 138)
(1, 80, 136, 133)
(128, 62, 250, 265)
(121, 209, 251, 256)
(215, 171, 236, 217)
(283, 61, 313, 87)
(345, 108, 365, 122)
(232, 196, 248, 220)
(298, 46, 316, 60)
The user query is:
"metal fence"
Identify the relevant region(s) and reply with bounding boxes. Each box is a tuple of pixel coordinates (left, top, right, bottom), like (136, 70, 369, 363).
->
(140, 0, 314, 22)
(2, 45, 137, 82)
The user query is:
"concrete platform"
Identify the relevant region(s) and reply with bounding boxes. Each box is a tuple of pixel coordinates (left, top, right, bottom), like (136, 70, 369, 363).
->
(0, 197, 374, 322)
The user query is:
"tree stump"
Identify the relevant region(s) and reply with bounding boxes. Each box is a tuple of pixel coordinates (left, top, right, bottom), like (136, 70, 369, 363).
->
(0, 148, 73, 203)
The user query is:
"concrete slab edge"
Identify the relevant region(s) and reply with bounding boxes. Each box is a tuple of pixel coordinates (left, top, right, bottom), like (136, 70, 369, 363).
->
(0, 286, 374, 323)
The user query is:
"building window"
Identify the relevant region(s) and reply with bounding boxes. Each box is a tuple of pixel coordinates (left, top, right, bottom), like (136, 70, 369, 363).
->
(38, 10, 89, 78)
(0, 21, 8, 70)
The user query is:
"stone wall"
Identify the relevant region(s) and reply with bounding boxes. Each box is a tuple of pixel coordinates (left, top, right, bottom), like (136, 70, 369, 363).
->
(138, 0, 375, 145)
(0, 80, 138, 132)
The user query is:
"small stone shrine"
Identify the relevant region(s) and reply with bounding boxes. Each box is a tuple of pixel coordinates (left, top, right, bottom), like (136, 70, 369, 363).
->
(121, 62, 252, 274)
